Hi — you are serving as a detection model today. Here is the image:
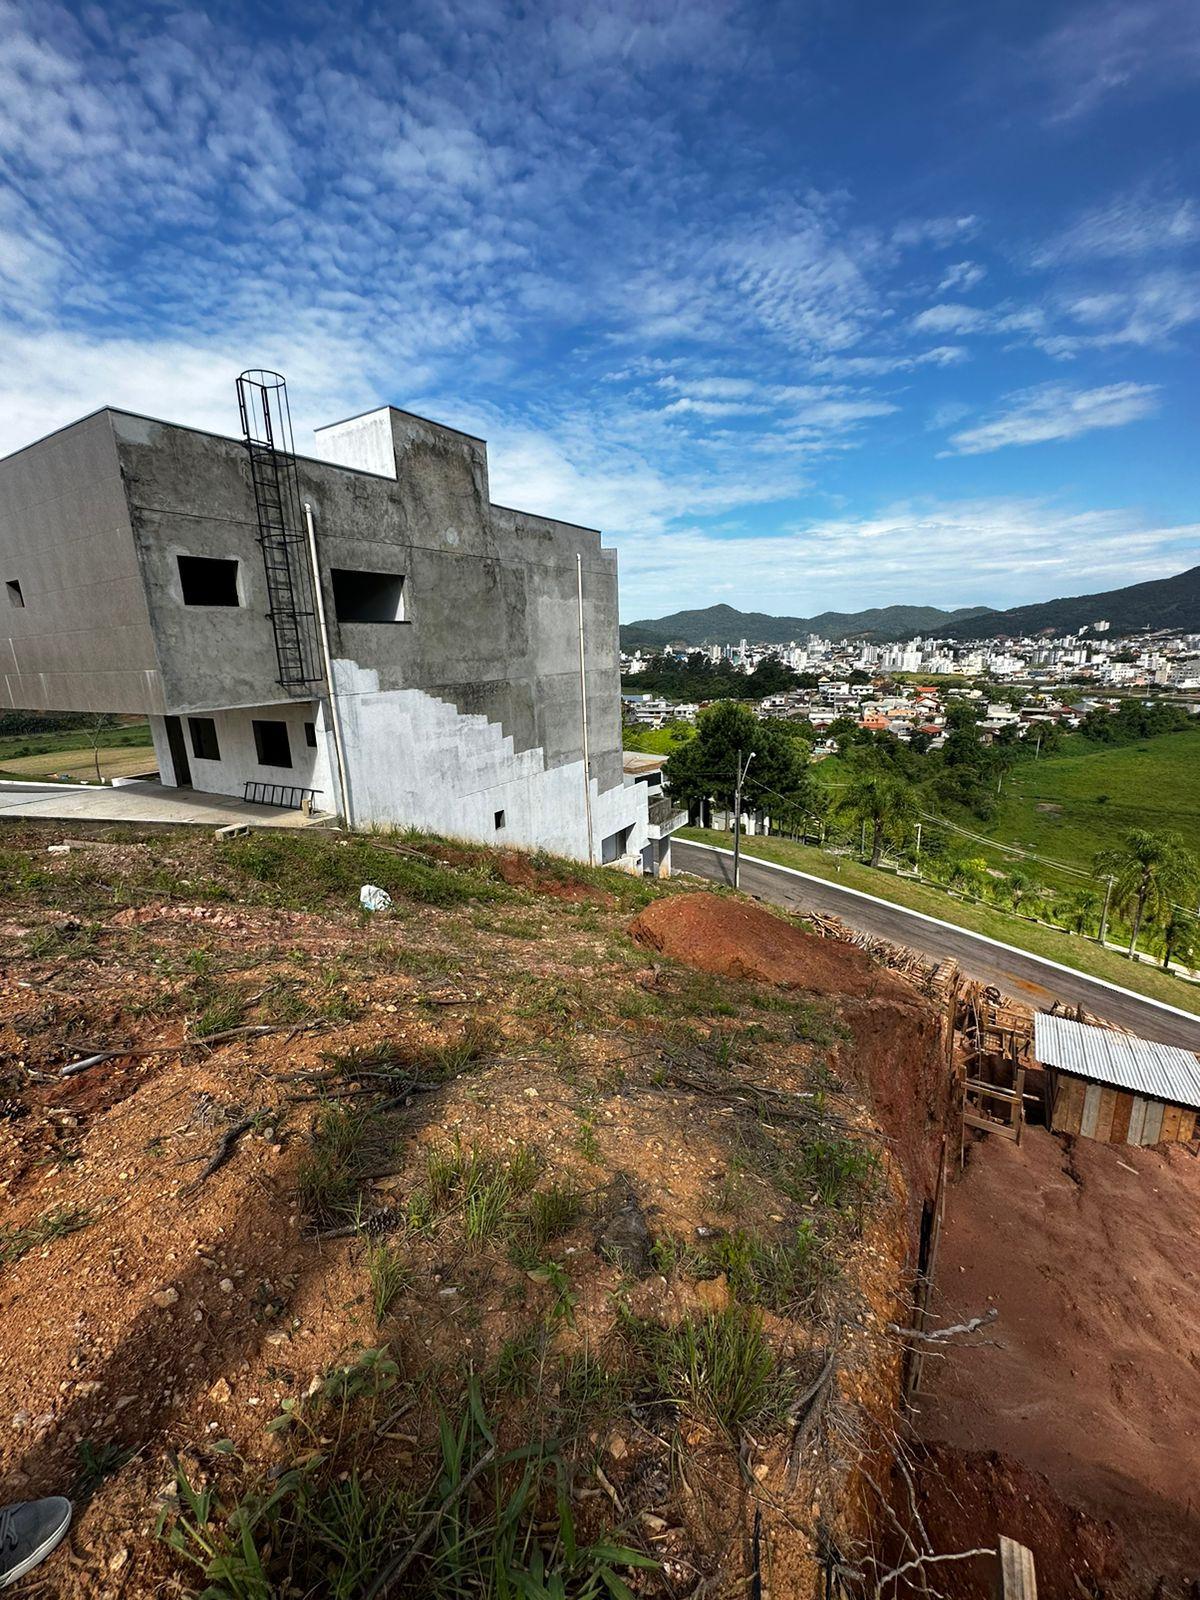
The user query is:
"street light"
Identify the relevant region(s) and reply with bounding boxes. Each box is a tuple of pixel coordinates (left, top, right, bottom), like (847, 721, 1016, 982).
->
(732, 748, 756, 890)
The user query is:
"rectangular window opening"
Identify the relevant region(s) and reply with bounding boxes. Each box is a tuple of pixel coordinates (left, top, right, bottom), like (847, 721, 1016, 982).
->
(330, 567, 405, 623)
(188, 717, 220, 762)
(304, 721, 317, 748)
(178, 555, 240, 607)
(6, 578, 24, 608)
(252, 719, 292, 769)
(600, 826, 633, 865)
(494, 809, 506, 830)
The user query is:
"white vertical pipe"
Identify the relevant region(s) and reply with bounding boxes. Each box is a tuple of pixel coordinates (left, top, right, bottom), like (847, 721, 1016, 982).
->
(576, 552, 595, 865)
(303, 501, 354, 828)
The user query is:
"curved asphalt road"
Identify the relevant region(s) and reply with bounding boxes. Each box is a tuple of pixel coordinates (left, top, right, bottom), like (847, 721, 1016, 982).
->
(674, 839, 1200, 1053)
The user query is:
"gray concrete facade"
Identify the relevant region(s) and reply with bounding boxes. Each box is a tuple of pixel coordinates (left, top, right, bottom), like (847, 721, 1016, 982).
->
(1, 401, 649, 864)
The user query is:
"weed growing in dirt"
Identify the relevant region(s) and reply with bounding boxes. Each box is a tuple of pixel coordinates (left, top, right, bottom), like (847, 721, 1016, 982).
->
(298, 1104, 391, 1227)
(161, 1375, 655, 1599)
(705, 1222, 833, 1314)
(24, 922, 103, 961)
(623, 1307, 789, 1436)
(787, 1133, 880, 1211)
(366, 1241, 411, 1324)
(0, 1204, 93, 1266)
(491, 1325, 547, 1397)
(422, 1137, 543, 1244)
(574, 1113, 602, 1165)
(216, 832, 512, 912)
(525, 1183, 583, 1246)
(72, 1439, 135, 1501)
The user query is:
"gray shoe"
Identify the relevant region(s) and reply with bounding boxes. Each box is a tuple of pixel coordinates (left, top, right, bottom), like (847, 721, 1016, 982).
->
(0, 1498, 72, 1588)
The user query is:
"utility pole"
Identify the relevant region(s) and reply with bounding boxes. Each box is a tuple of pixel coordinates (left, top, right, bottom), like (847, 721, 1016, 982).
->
(1098, 874, 1114, 946)
(732, 748, 756, 890)
(914, 820, 922, 877)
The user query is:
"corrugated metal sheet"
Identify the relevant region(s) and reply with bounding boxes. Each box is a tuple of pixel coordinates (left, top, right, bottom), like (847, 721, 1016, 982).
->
(1034, 1013, 1200, 1110)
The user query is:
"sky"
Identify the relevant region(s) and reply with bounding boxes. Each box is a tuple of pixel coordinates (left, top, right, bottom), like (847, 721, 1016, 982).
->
(1, 0, 1199, 621)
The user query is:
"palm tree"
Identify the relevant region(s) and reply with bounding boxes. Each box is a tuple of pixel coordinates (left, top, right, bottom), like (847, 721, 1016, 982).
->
(1066, 887, 1102, 936)
(837, 771, 916, 867)
(1093, 829, 1200, 959)
(1151, 908, 1200, 974)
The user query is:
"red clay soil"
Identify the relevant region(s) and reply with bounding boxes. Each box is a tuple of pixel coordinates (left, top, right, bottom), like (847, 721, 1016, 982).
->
(631, 891, 908, 1000)
(918, 1123, 1200, 1596)
(631, 893, 955, 1217)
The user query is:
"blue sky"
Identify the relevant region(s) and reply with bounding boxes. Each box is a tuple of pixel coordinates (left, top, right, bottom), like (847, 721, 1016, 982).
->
(1, 0, 1198, 620)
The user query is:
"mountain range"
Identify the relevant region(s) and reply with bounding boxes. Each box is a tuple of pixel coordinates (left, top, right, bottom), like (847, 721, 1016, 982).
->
(619, 602, 991, 649)
(620, 566, 1200, 648)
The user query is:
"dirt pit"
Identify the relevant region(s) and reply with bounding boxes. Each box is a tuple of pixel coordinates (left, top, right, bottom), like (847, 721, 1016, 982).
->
(917, 1122, 1200, 1597)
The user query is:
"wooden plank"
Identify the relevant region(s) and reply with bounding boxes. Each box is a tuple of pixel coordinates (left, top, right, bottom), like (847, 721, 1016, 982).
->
(1160, 1103, 1183, 1144)
(1178, 1109, 1196, 1143)
(1110, 1091, 1133, 1145)
(995, 1535, 1038, 1600)
(1081, 1082, 1102, 1140)
(1069, 1073, 1087, 1133)
(1127, 1097, 1147, 1146)
(1056, 1073, 1083, 1135)
(1094, 1086, 1117, 1144)
(1141, 1100, 1164, 1146)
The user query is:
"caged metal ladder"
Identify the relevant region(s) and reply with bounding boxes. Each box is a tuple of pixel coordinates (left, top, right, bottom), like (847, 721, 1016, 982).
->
(236, 370, 321, 687)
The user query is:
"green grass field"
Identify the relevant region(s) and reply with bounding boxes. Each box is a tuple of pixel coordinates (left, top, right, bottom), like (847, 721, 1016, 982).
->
(678, 826, 1200, 1015)
(0, 722, 154, 785)
(977, 730, 1200, 866)
(622, 723, 696, 756)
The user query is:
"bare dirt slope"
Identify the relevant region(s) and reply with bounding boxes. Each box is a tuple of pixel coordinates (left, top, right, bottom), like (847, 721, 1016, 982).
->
(918, 1123, 1200, 1595)
(0, 825, 944, 1598)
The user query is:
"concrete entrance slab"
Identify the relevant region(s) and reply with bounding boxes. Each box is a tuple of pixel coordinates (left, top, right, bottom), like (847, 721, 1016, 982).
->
(0, 780, 328, 829)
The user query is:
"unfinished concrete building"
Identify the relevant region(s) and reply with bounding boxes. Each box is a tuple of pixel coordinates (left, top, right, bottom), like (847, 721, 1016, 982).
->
(0, 378, 668, 870)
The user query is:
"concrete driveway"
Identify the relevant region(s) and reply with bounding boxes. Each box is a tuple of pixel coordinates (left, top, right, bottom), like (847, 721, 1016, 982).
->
(0, 780, 325, 829)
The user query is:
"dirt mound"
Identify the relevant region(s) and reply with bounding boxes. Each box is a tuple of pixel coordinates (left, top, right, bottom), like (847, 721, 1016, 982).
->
(631, 893, 956, 1229)
(630, 892, 909, 1000)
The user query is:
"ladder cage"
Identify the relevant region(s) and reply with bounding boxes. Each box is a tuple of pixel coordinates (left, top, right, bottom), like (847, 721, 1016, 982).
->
(236, 369, 322, 688)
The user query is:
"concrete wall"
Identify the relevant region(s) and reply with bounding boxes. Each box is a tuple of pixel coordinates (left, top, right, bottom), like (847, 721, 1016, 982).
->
(150, 701, 334, 806)
(0, 413, 164, 713)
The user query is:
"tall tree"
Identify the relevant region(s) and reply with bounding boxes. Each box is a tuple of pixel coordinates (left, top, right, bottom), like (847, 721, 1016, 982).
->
(1151, 907, 1200, 974)
(665, 700, 816, 822)
(1093, 829, 1200, 958)
(836, 771, 916, 867)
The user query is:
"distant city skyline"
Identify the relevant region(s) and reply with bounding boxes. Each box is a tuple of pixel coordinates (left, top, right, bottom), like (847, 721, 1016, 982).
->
(2, 0, 1199, 618)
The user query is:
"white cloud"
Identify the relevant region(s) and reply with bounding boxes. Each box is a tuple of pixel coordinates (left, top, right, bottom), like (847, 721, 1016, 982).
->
(942, 382, 1159, 456)
(910, 303, 989, 335)
(1035, 270, 1200, 356)
(892, 215, 980, 249)
(617, 498, 1200, 618)
(938, 260, 987, 293)
(1028, 0, 1200, 122)
(1032, 192, 1200, 266)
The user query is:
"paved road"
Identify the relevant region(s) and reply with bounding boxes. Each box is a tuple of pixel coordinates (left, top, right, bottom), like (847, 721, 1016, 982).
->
(674, 839, 1200, 1053)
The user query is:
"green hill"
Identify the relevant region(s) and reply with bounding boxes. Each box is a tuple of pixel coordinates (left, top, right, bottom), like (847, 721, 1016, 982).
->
(926, 565, 1200, 641)
(621, 565, 1200, 649)
(620, 601, 992, 649)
